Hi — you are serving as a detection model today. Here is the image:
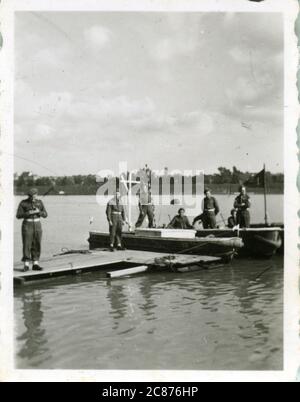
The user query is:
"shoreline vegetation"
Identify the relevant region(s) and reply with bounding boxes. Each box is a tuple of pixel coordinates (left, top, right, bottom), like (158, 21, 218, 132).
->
(14, 167, 284, 196)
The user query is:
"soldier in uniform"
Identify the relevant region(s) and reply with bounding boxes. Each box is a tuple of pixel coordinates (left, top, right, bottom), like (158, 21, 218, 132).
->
(16, 188, 48, 272)
(193, 188, 220, 229)
(227, 209, 237, 228)
(135, 183, 155, 228)
(234, 185, 251, 228)
(167, 208, 193, 229)
(106, 191, 127, 252)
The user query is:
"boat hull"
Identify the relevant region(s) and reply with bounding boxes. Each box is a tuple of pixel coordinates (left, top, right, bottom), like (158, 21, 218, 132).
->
(88, 231, 243, 261)
(195, 227, 283, 258)
(250, 223, 284, 255)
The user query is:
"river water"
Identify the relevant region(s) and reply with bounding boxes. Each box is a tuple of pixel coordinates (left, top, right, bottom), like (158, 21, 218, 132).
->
(14, 195, 283, 370)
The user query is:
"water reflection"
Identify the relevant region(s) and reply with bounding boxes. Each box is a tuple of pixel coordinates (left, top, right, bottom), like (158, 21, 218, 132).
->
(106, 283, 128, 330)
(14, 257, 283, 370)
(16, 290, 50, 366)
(139, 275, 161, 321)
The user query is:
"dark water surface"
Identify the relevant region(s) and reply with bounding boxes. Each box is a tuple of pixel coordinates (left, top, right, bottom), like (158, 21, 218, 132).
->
(14, 256, 283, 370)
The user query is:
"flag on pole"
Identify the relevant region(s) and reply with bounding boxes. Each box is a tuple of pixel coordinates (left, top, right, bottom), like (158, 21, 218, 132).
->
(244, 168, 265, 187)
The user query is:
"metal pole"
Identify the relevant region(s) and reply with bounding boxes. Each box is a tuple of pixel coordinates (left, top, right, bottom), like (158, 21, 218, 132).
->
(263, 164, 268, 226)
(128, 171, 132, 227)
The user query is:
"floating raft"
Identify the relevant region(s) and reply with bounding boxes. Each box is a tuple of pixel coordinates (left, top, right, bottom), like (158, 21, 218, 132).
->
(13, 249, 221, 286)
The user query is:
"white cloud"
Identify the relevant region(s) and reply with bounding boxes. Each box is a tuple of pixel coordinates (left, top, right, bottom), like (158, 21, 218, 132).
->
(229, 47, 250, 64)
(150, 15, 200, 62)
(64, 95, 155, 122)
(226, 77, 261, 105)
(14, 12, 283, 174)
(35, 123, 53, 140)
(33, 46, 70, 67)
(84, 25, 111, 49)
(95, 79, 127, 92)
(225, 73, 280, 113)
(176, 111, 214, 133)
(15, 85, 73, 120)
(152, 36, 197, 62)
(15, 81, 216, 154)
(130, 114, 175, 132)
(15, 78, 155, 124)
(153, 39, 174, 61)
(130, 110, 215, 138)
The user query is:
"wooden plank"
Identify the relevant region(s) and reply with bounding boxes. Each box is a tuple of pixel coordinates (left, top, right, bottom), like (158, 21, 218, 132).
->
(15, 260, 128, 284)
(14, 257, 125, 278)
(14, 252, 125, 274)
(107, 265, 149, 279)
(135, 228, 196, 239)
(13, 248, 222, 285)
(177, 264, 224, 273)
(13, 249, 181, 273)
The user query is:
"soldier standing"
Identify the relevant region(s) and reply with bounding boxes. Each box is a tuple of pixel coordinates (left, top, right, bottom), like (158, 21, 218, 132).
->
(203, 188, 220, 228)
(234, 185, 251, 228)
(135, 183, 155, 228)
(16, 188, 48, 272)
(193, 188, 220, 229)
(106, 191, 127, 252)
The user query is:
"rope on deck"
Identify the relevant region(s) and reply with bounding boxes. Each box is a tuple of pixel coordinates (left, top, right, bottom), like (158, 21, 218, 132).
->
(53, 248, 92, 257)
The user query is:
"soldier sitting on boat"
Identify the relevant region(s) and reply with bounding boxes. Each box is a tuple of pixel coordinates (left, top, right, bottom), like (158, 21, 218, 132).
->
(234, 185, 251, 228)
(192, 188, 220, 229)
(167, 208, 193, 229)
(135, 182, 155, 228)
(106, 190, 127, 252)
(227, 209, 237, 228)
(16, 188, 48, 272)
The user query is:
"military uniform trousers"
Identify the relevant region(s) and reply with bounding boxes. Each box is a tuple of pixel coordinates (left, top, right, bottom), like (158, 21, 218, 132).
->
(202, 211, 217, 229)
(21, 221, 43, 262)
(237, 210, 250, 228)
(109, 214, 123, 246)
(135, 205, 154, 228)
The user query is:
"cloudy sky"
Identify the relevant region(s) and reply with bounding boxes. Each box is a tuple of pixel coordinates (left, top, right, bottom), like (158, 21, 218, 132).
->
(14, 12, 283, 176)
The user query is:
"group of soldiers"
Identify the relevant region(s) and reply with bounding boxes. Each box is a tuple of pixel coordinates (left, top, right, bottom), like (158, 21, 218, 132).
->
(106, 184, 251, 252)
(164, 186, 250, 230)
(16, 184, 251, 269)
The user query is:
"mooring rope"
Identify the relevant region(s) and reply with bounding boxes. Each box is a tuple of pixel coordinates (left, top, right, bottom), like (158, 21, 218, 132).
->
(53, 248, 92, 257)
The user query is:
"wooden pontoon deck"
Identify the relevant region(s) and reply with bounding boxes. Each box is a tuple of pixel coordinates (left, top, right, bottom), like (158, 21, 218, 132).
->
(13, 248, 221, 286)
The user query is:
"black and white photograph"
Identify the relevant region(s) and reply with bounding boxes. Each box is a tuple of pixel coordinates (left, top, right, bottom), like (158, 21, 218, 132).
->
(0, 0, 299, 382)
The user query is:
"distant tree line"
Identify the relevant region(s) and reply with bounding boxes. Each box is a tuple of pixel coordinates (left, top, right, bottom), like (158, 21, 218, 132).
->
(14, 167, 284, 195)
(205, 166, 283, 185)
